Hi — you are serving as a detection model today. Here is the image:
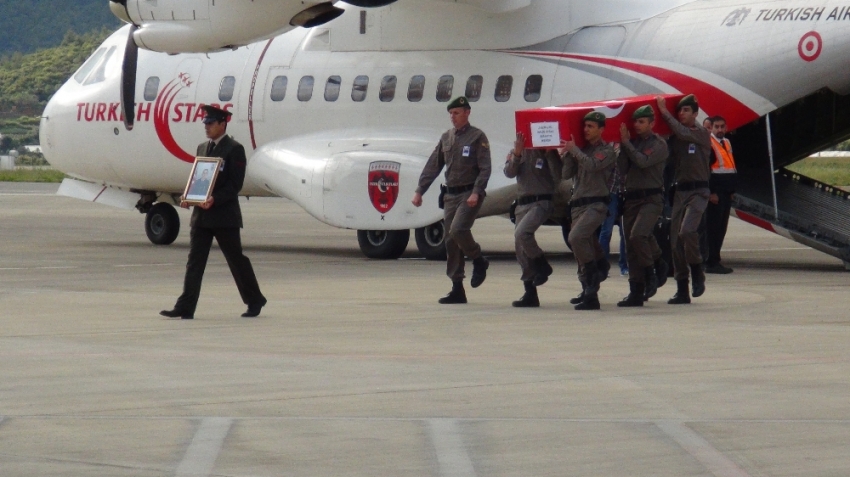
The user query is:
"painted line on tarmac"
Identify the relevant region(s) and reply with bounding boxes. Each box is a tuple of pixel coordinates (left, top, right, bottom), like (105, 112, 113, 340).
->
(175, 417, 233, 477)
(427, 418, 477, 477)
(656, 420, 752, 477)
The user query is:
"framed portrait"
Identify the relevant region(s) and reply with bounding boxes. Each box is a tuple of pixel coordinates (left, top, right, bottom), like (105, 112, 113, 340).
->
(182, 157, 222, 205)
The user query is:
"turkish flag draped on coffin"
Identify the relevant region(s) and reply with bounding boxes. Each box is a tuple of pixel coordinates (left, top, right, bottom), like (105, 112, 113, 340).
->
(515, 94, 686, 149)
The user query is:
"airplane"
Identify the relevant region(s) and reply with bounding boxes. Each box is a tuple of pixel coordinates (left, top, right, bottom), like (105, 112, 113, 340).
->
(40, 0, 850, 268)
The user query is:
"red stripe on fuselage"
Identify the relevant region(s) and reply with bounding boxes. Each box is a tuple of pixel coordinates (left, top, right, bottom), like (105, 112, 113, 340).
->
(511, 51, 761, 130)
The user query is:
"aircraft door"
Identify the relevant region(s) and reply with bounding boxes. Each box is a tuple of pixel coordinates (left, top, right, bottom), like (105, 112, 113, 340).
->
(551, 26, 627, 106)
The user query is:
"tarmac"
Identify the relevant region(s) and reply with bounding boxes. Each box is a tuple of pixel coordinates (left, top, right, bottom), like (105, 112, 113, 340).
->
(1, 182, 849, 477)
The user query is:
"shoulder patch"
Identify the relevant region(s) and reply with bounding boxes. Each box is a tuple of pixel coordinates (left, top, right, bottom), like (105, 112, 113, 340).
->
(481, 142, 490, 149)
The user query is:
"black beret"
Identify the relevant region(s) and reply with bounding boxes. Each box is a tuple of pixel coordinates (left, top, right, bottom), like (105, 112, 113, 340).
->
(201, 105, 232, 123)
(446, 96, 471, 111)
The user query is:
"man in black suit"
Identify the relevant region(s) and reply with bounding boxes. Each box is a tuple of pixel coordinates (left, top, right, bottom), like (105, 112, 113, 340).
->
(160, 105, 266, 319)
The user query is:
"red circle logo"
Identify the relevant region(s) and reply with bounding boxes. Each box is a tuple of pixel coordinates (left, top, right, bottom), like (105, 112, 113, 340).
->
(798, 31, 823, 62)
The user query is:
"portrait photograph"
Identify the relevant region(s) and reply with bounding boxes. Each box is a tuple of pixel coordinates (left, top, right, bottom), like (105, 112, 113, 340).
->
(183, 157, 222, 205)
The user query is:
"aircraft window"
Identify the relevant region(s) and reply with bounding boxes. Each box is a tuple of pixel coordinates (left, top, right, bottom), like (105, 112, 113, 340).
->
(524, 75, 543, 102)
(143, 77, 160, 101)
(270, 76, 288, 102)
(352, 75, 369, 102)
(379, 75, 397, 102)
(83, 46, 116, 85)
(495, 75, 513, 102)
(465, 75, 483, 102)
(73, 48, 106, 84)
(325, 76, 341, 102)
(436, 75, 454, 102)
(219, 76, 236, 101)
(408, 75, 425, 102)
(298, 76, 315, 102)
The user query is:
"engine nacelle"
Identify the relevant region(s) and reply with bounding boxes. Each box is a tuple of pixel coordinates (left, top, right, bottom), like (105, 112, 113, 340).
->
(109, 0, 348, 53)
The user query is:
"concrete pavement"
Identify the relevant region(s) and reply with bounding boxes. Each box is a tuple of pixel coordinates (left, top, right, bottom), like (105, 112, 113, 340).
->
(1, 183, 849, 476)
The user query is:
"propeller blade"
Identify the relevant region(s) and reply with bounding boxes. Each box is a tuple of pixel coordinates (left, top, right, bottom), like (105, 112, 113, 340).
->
(120, 25, 139, 131)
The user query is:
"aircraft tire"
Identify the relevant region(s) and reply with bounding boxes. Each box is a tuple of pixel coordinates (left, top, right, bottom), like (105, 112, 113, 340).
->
(357, 229, 409, 259)
(145, 202, 180, 245)
(414, 221, 447, 261)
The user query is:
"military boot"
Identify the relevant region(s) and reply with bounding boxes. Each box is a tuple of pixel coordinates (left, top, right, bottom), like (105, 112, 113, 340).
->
(512, 281, 540, 308)
(654, 258, 669, 289)
(470, 256, 489, 288)
(438, 280, 467, 304)
(596, 258, 611, 282)
(575, 261, 601, 310)
(532, 254, 553, 287)
(570, 278, 587, 305)
(617, 280, 645, 307)
(667, 279, 691, 305)
(690, 263, 706, 298)
(644, 266, 659, 301)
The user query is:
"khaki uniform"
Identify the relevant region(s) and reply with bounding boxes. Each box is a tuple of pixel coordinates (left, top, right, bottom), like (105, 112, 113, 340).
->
(417, 124, 491, 281)
(618, 132, 668, 283)
(661, 110, 712, 280)
(504, 149, 561, 281)
(563, 141, 616, 269)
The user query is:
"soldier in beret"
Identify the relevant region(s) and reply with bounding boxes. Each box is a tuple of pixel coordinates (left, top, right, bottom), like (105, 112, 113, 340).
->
(616, 105, 669, 307)
(160, 105, 267, 319)
(504, 132, 562, 307)
(558, 111, 617, 310)
(412, 97, 492, 304)
(656, 94, 712, 304)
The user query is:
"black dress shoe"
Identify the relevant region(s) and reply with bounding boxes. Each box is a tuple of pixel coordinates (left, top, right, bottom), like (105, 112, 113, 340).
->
(241, 303, 265, 318)
(160, 309, 193, 319)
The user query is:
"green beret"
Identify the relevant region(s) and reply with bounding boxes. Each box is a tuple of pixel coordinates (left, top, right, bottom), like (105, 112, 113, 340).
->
(446, 96, 471, 111)
(632, 105, 655, 120)
(677, 94, 699, 113)
(584, 111, 606, 127)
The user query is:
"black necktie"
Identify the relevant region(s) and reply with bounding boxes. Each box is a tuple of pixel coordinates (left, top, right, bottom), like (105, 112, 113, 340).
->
(206, 141, 214, 156)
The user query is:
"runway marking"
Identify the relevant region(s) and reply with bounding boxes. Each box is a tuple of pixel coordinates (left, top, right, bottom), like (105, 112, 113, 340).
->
(174, 417, 233, 477)
(0, 193, 56, 196)
(0, 266, 77, 270)
(427, 418, 477, 477)
(656, 420, 752, 477)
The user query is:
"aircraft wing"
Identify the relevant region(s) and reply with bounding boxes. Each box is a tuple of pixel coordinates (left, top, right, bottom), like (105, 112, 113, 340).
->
(246, 128, 447, 230)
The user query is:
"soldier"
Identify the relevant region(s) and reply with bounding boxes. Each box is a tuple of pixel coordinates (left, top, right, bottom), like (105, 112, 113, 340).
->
(558, 111, 617, 311)
(412, 96, 492, 304)
(656, 94, 712, 304)
(160, 105, 267, 319)
(616, 105, 670, 307)
(504, 132, 562, 307)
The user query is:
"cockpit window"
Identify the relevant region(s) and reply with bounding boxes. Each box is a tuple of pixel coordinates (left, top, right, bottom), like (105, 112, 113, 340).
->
(73, 48, 106, 84)
(83, 46, 116, 85)
(143, 77, 160, 101)
(219, 76, 236, 101)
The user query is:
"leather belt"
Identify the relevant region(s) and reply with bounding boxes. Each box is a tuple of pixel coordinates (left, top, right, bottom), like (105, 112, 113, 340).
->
(569, 195, 610, 207)
(446, 184, 475, 194)
(623, 188, 663, 200)
(676, 181, 709, 191)
(517, 194, 553, 205)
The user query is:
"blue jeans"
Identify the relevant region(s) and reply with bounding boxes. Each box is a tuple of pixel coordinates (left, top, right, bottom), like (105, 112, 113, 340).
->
(599, 192, 628, 273)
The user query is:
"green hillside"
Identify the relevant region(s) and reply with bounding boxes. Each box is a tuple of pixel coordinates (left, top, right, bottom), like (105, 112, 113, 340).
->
(0, 0, 120, 54)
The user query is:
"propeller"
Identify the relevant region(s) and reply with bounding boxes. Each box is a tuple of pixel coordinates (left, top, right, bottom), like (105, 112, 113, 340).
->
(119, 25, 139, 131)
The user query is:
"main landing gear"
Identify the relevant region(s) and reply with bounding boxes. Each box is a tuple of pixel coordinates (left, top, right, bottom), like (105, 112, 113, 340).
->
(357, 220, 447, 260)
